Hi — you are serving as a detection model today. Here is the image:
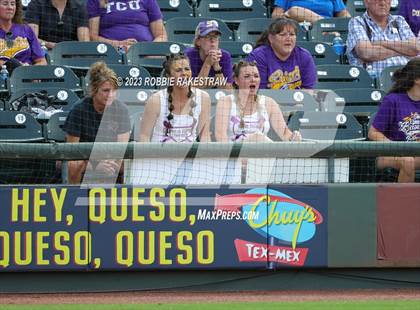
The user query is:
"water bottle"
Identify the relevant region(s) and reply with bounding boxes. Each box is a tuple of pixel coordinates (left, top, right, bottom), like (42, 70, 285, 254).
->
(117, 46, 126, 63)
(366, 64, 377, 87)
(117, 46, 126, 56)
(41, 41, 48, 55)
(332, 33, 345, 56)
(0, 65, 9, 82)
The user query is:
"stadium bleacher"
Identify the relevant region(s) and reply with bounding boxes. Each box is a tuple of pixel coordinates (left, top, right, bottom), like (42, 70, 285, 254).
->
(0, 0, 417, 185)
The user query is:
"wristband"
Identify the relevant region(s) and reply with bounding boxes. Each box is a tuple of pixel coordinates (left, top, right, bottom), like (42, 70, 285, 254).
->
(214, 69, 223, 75)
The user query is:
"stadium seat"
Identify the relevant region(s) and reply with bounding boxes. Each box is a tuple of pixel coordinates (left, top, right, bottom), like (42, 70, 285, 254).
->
(0, 111, 59, 184)
(21, 0, 30, 10)
(6, 88, 80, 112)
(322, 88, 384, 115)
(165, 17, 233, 43)
(288, 111, 364, 140)
(126, 42, 186, 76)
(9, 65, 82, 94)
(129, 112, 142, 142)
(45, 111, 68, 142)
(236, 18, 307, 43)
(196, 0, 267, 27)
(249, 110, 363, 184)
(206, 89, 228, 116)
(262, 89, 320, 114)
(309, 17, 351, 43)
(218, 41, 254, 63)
(316, 64, 375, 90)
(49, 42, 122, 72)
(298, 41, 340, 65)
(0, 111, 44, 142)
(378, 65, 402, 93)
(322, 88, 385, 138)
(157, 0, 194, 21)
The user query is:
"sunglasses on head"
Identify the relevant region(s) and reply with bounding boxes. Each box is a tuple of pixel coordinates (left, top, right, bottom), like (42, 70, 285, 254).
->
(165, 52, 185, 61)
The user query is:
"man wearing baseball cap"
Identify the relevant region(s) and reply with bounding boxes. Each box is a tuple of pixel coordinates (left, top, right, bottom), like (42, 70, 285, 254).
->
(185, 20, 233, 89)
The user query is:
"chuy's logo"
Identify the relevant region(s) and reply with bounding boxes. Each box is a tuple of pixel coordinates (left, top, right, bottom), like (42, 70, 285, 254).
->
(215, 188, 323, 266)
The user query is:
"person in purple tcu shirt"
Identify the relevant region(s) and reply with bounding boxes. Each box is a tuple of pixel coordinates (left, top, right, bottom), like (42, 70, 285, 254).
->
(369, 58, 420, 183)
(398, 0, 420, 36)
(185, 20, 233, 89)
(0, 0, 46, 67)
(88, 0, 167, 52)
(247, 18, 316, 90)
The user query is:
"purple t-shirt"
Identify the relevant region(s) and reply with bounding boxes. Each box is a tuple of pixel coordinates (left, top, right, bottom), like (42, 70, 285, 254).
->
(185, 47, 233, 84)
(0, 24, 44, 64)
(247, 45, 316, 89)
(87, 0, 163, 42)
(372, 92, 420, 141)
(398, 0, 420, 36)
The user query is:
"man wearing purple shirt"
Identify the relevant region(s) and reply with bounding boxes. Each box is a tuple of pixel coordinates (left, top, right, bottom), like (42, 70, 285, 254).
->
(185, 20, 233, 89)
(247, 18, 316, 90)
(87, 0, 167, 51)
(398, 0, 420, 36)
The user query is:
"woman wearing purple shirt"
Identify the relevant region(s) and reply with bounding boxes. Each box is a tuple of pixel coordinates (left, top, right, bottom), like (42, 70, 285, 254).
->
(368, 58, 420, 183)
(398, 0, 420, 36)
(0, 0, 46, 67)
(247, 18, 316, 90)
(88, 0, 167, 52)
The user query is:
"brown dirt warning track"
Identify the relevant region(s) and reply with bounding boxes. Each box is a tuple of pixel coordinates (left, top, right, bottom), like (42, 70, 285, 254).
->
(1, 289, 420, 304)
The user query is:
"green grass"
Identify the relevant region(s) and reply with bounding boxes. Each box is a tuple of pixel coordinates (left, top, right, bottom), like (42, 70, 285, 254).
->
(1, 301, 420, 310)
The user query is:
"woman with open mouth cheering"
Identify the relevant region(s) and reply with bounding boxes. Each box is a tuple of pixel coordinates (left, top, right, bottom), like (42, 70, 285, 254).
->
(215, 60, 301, 143)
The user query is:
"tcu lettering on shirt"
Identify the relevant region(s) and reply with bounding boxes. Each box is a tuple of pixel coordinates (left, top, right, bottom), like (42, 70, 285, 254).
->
(412, 9, 420, 17)
(106, 0, 140, 13)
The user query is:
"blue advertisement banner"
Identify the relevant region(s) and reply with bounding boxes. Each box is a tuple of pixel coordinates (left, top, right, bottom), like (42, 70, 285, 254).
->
(0, 187, 88, 271)
(0, 185, 328, 271)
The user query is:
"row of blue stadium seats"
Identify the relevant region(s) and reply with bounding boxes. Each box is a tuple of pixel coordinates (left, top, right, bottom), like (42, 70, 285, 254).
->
(163, 17, 353, 43)
(44, 40, 345, 72)
(20, 0, 400, 26)
(0, 84, 391, 145)
(0, 108, 367, 143)
(0, 62, 400, 102)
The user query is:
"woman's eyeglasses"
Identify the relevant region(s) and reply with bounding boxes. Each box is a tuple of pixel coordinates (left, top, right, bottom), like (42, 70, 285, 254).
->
(202, 34, 220, 40)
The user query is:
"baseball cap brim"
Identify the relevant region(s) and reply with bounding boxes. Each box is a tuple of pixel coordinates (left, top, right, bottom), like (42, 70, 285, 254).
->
(199, 27, 222, 37)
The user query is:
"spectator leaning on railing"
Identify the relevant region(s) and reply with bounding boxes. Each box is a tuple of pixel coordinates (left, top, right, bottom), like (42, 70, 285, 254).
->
(63, 62, 130, 184)
(346, 0, 420, 78)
